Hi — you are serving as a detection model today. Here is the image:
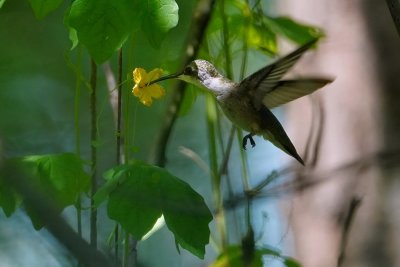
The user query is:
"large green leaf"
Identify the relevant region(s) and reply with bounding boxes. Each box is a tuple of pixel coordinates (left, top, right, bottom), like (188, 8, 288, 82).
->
(28, 0, 63, 19)
(0, 177, 22, 217)
(67, 0, 178, 63)
(21, 153, 90, 229)
(68, 0, 139, 64)
(0, 0, 6, 9)
(140, 0, 179, 47)
(100, 161, 212, 258)
(264, 16, 323, 45)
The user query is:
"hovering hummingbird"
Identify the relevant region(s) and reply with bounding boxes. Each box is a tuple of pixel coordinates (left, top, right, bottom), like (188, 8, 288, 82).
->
(149, 39, 332, 165)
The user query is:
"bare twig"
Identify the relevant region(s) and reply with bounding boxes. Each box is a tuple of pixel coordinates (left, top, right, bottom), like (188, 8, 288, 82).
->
(337, 197, 362, 267)
(224, 148, 400, 209)
(303, 95, 325, 167)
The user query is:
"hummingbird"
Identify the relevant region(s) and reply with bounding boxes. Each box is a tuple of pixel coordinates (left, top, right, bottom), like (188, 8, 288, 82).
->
(149, 39, 332, 165)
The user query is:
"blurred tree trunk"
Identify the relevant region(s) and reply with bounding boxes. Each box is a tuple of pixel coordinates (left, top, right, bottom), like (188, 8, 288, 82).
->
(277, 1, 400, 267)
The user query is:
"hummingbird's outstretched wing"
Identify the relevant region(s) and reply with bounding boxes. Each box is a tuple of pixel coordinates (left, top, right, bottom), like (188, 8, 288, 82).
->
(262, 78, 332, 109)
(240, 38, 319, 109)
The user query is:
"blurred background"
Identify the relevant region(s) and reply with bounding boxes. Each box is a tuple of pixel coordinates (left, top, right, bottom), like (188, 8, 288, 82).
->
(1, 0, 400, 266)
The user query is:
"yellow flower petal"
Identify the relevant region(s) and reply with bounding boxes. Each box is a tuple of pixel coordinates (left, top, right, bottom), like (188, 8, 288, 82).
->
(132, 67, 165, 107)
(133, 68, 146, 85)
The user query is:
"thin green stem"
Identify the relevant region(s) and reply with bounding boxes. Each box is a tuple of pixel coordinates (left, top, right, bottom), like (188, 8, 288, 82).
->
(122, 231, 130, 267)
(73, 46, 83, 267)
(206, 94, 227, 250)
(123, 37, 137, 266)
(220, 0, 233, 79)
(237, 0, 251, 192)
(73, 47, 83, 238)
(114, 48, 123, 262)
(89, 59, 98, 248)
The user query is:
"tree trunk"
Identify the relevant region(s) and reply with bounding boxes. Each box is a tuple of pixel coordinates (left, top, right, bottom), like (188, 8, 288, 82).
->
(277, 1, 400, 266)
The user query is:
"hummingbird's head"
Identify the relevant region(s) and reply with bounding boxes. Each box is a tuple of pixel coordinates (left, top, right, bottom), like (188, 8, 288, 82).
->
(149, 60, 234, 96)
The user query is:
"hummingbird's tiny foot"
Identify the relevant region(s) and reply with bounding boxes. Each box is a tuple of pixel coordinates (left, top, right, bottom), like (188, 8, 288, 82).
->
(243, 134, 256, 150)
(249, 136, 256, 147)
(242, 138, 247, 150)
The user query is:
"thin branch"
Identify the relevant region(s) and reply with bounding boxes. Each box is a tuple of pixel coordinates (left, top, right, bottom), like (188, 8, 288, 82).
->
(337, 197, 362, 267)
(385, 0, 400, 37)
(90, 59, 98, 248)
(224, 148, 400, 209)
(303, 95, 325, 166)
(150, 0, 217, 167)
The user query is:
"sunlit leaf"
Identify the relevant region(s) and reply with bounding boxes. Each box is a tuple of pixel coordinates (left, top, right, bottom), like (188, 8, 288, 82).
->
(28, 0, 63, 19)
(103, 161, 212, 258)
(140, 0, 179, 47)
(0, 0, 6, 9)
(210, 245, 263, 267)
(247, 23, 277, 56)
(68, 0, 139, 64)
(63, 8, 78, 50)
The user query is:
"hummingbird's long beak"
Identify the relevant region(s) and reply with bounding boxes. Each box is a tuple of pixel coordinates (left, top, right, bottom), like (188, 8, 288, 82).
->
(147, 71, 183, 86)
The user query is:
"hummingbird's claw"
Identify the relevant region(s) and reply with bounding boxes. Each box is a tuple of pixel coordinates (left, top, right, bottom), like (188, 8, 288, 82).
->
(243, 134, 256, 150)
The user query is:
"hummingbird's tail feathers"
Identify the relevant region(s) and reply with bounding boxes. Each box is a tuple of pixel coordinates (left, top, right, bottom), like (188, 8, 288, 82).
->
(259, 107, 305, 165)
(262, 78, 333, 109)
(263, 130, 305, 165)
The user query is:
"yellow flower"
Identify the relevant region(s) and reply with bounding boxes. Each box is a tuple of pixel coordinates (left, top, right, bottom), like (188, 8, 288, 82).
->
(132, 68, 165, 106)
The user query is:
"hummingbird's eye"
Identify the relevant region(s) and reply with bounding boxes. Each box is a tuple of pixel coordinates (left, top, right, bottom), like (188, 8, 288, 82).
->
(183, 66, 196, 76)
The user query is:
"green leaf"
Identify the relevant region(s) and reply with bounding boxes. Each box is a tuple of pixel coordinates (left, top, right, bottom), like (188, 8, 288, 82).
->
(0, 178, 22, 217)
(63, 7, 79, 50)
(21, 153, 90, 229)
(108, 171, 162, 239)
(264, 16, 324, 45)
(28, 0, 63, 19)
(211, 246, 263, 267)
(283, 257, 302, 267)
(105, 161, 212, 258)
(161, 171, 211, 259)
(0, 0, 6, 9)
(93, 164, 131, 207)
(211, 244, 301, 267)
(140, 0, 179, 47)
(68, 0, 139, 64)
(247, 23, 277, 56)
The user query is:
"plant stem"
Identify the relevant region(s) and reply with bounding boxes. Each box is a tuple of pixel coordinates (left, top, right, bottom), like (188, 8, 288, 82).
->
(114, 48, 123, 263)
(206, 94, 227, 250)
(74, 46, 83, 267)
(89, 59, 98, 248)
(74, 47, 83, 238)
(150, 0, 217, 167)
(237, 0, 251, 191)
(220, 0, 233, 79)
(122, 231, 130, 267)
